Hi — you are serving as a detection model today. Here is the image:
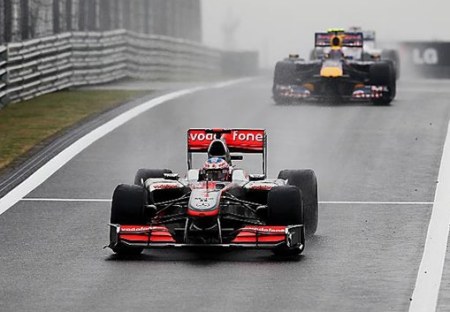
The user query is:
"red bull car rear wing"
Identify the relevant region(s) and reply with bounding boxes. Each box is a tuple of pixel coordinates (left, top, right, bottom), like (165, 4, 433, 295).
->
(315, 32, 364, 48)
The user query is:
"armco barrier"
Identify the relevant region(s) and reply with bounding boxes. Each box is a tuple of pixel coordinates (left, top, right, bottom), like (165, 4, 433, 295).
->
(0, 46, 7, 107)
(0, 30, 223, 105)
(70, 30, 128, 87)
(6, 33, 73, 102)
(400, 41, 450, 78)
(125, 31, 221, 80)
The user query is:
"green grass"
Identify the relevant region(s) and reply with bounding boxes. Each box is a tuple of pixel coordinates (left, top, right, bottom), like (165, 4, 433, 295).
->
(0, 89, 147, 170)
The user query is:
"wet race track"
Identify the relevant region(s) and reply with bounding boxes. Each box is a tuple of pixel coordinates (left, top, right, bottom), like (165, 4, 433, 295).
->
(1, 77, 450, 311)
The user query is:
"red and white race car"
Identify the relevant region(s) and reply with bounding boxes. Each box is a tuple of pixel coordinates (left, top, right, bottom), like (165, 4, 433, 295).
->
(108, 128, 318, 256)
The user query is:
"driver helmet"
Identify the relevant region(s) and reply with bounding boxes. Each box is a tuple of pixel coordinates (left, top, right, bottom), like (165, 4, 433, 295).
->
(200, 157, 230, 181)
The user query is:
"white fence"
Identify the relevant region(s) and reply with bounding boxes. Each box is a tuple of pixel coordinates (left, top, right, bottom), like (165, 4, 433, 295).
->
(0, 29, 221, 105)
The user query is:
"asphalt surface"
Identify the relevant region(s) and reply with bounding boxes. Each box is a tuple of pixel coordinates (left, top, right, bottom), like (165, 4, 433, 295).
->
(1, 77, 450, 311)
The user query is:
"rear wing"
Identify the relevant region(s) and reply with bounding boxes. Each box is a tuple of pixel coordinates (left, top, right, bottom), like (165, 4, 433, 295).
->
(314, 32, 364, 48)
(187, 128, 267, 175)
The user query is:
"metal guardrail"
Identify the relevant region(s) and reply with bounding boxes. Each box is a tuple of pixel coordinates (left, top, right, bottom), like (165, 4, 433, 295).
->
(0, 46, 8, 107)
(0, 29, 222, 105)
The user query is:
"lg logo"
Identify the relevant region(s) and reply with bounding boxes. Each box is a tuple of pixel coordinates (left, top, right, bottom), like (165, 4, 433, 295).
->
(413, 48, 439, 65)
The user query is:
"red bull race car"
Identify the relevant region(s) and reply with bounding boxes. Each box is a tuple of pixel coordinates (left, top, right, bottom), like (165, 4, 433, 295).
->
(108, 128, 318, 256)
(273, 29, 396, 105)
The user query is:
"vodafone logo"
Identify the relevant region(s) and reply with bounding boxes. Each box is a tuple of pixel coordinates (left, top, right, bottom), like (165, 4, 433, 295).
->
(188, 131, 264, 142)
(232, 131, 264, 142)
(243, 226, 286, 233)
(120, 226, 151, 232)
(119, 225, 168, 232)
(189, 132, 214, 141)
(188, 129, 265, 152)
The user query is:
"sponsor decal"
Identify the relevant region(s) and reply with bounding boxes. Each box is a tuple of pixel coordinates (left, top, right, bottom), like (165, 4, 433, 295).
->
(371, 86, 384, 92)
(191, 196, 217, 209)
(242, 226, 286, 233)
(247, 182, 275, 191)
(189, 132, 215, 142)
(120, 226, 151, 232)
(151, 182, 180, 190)
(120, 225, 168, 233)
(413, 48, 438, 65)
(188, 129, 265, 152)
(231, 131, 264, 143)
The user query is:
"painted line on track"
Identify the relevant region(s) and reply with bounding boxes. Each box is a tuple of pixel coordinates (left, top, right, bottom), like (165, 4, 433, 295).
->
(21, 198, 112, 202)
(409, 121, 450, 312)
(19, 198, 433, 205)
(321, 201, 432, 205)
(0, 78, 252, 216)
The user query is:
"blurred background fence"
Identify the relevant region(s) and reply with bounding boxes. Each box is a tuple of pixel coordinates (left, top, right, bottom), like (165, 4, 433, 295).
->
(0, 0, 260, 107)
(0, 29, 222, 105)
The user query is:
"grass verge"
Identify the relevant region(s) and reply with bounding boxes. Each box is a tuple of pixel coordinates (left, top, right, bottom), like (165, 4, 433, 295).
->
(0, 89, 147, 171)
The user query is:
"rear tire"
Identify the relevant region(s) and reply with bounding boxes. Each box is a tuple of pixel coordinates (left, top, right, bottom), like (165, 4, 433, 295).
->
(267, 185, 304, 256)
(381, 49, 400, 80)
(110, 184, 147, 255)
(134, 168, 172, 186)
(278, 169, 318, 235)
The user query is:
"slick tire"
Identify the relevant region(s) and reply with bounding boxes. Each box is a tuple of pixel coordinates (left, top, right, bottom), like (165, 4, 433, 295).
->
(111, 184, 147, 224)
(381, 49, 400, 80)
(134, 168, 172, 186)
(273, 60, 297, 105)
(272, 93, 290, 105)
(267, 185, 303, 225)
(110, 184, 148, 255)
(267, 185, 304, 256)
(278, 169, 318, 236)
(273, 60, 297, 85)
(369, 61, 396, 105)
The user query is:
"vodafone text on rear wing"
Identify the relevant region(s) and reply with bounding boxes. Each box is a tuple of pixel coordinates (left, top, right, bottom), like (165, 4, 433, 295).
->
(187, 128, 267, 176)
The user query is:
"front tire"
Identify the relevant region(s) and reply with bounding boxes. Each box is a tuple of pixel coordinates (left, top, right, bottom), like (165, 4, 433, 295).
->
(110, 184, 147, 255)
(370, 61, 396, 105)
(273, 60, 297, 104)
(267, 185, 304, 256)
(278, 169, 318, 235)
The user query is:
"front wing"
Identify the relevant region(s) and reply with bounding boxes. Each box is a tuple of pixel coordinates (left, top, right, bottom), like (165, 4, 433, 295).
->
(109, 224, 304, 251)
(274, 83, 388, 101)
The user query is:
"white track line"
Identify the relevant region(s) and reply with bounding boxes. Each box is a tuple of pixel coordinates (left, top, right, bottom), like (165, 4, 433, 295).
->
(21, 198, 112, 202)
(321, 201, 432, 205)
(0, 78, 252, 216)
(409, 121, 450, 312)
(19, 198, 433, 205)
